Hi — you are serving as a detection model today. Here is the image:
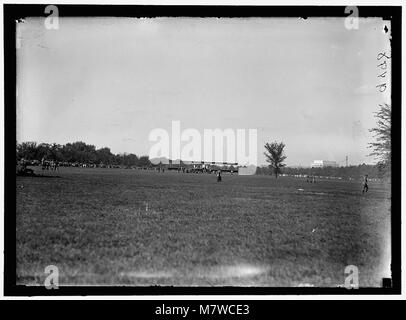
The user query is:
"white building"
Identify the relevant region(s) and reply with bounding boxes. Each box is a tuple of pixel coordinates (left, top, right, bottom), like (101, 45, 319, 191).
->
(310, 160, 339, 168)
(238, 165, 257, 175)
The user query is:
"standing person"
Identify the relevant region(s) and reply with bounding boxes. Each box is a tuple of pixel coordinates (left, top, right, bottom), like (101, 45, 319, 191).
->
(41, 157, 46, 171)
(20, 158, 27, 170)
(217, 170, 222, 182)
(362, 175, 369, 193)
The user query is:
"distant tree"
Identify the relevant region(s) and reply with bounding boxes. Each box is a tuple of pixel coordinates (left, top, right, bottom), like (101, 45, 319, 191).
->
(96, 147, 114, 165)
(264, 141, 287, 178)
(16, 141, 38, 160)
(119, 153, 139, 167)
(138, 155, 151, 167)
(49, 143, 62, 161)
(16, 140, 153, 167)
(36, 143, 52, 160)
(280, 164, 381, 180)
(369, 103, 391, 175)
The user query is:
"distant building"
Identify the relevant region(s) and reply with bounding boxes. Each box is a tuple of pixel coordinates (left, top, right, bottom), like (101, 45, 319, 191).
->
(238, 165, 257, 175)
(310, 160, 339, 168)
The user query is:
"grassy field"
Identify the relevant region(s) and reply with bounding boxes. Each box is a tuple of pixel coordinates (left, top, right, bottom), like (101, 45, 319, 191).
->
(16, 167, 391, 287)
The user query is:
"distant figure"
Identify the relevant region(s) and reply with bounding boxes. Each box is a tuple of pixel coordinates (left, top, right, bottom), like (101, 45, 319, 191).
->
(52, 161, 58, 171)
(362, 175, 369, 193)
(41, 157, 48, 171)
(217, 170, 222, 182)
(20, 158, 27, 170)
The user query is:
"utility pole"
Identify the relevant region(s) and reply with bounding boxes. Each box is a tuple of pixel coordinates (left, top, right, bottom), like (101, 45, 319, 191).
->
(346, 156, 348, 167)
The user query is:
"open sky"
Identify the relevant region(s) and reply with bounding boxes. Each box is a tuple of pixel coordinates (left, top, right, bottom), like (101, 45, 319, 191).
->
(17, 17, 391, 166)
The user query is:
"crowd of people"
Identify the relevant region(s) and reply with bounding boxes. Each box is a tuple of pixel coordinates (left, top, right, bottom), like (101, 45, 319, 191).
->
(17, 158, 371, 191)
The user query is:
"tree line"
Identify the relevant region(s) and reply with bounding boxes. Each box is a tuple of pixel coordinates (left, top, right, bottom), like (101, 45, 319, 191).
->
(256, 164, 385, 180)
(16, 141, 151, 167)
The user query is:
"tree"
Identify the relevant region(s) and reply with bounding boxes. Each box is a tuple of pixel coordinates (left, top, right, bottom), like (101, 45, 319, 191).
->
(96, 147, 114, 165)
(36, 143, 52, 160)
(49, 143, 62, 161)
(16, 141, 38, 160)
(138, 155, 151, 167)
(16, 140, 153, 167)
(264, 141, 287, 178)
(369, 103, 391, 175)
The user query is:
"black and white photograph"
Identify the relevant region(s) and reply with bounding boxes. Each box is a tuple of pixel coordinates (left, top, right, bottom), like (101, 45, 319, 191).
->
(2, 3, 401, 296)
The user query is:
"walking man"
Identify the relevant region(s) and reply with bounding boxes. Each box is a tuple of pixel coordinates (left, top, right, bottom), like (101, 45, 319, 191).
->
(362, 174, 369, 193)
(217, 170, 222, 182)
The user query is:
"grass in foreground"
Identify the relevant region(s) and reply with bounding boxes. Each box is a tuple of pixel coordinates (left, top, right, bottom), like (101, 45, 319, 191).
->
(16, 168, 391, 286)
